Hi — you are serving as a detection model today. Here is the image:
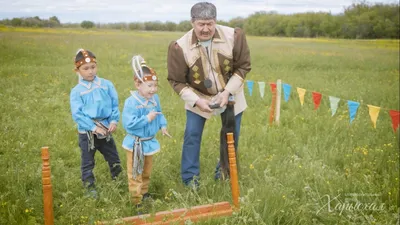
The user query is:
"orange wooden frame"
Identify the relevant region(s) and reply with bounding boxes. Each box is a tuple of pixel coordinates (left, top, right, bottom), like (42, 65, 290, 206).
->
(98, 201, 232, 225)
(41, 132, 239, 224)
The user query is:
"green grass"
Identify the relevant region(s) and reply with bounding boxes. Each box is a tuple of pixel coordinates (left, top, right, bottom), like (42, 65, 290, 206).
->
(0, 28, 398, 225)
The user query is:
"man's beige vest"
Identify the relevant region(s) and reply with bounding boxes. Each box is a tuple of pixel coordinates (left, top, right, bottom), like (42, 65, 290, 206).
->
(176, 25, 247, 119)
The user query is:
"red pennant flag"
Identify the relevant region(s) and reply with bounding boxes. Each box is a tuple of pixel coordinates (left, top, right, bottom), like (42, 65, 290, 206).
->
(389, 110, 400, 132)
(269, 83, 276, 93)
(312, 92, 322, 110)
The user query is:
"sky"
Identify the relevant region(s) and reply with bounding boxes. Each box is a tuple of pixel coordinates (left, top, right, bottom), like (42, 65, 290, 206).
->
(0, 0, 396, 23)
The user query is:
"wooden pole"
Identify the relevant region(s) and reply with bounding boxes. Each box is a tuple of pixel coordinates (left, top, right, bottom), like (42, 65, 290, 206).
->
(41, 147, 54, 225)
(275, 79, 281, 125)
(269, 83, 277, 125)
(227, 133, 239, 209)
(98, 202, 233, 224)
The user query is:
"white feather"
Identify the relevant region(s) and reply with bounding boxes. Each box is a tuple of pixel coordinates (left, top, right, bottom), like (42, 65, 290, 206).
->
(75, 48, 84, 55)
(131, 55, 145, 83)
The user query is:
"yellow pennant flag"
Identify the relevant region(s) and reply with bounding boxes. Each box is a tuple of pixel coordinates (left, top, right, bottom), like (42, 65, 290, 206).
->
(297, 88, 306, 106)
(367, 105, 380, 128)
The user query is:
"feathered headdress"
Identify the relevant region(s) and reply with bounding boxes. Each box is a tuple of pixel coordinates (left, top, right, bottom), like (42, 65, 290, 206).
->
(74, 48, 96, 68)
(131, 55, 157, 82)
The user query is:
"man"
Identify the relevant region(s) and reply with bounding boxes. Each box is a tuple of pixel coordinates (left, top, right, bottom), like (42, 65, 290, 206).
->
(167, 2, 251, 188)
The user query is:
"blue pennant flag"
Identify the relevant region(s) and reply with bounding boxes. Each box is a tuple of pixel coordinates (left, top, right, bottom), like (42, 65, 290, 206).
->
(246, 80, 254, 96)
(282, 83, 292, 102)
(347, 100, 360, 123)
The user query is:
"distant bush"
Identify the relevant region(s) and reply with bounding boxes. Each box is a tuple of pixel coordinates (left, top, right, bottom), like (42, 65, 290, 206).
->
(81, 20, 95, 29)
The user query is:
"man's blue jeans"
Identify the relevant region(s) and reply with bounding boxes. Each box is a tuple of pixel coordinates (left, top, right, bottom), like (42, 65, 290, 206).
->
(181, 110, 242, 185)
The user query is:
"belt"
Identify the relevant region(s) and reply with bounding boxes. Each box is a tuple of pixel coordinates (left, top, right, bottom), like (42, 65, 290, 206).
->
(131, 135, 154, 180)
(86, 120, 111, 151)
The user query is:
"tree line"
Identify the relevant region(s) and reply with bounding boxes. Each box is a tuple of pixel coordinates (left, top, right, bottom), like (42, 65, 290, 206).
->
(0, 2, 398, 39)
(1, 16, 61, 28)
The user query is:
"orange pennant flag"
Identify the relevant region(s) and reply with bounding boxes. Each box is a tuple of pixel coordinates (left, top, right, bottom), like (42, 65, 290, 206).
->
(270, 83, 276, 93)
(389, 110, 400, 132)
(312, 92, 322, 110)
(367, 105, 380, 129)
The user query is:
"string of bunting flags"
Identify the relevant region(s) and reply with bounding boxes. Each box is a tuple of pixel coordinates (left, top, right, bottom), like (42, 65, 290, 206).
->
(245, 80, 400, 133)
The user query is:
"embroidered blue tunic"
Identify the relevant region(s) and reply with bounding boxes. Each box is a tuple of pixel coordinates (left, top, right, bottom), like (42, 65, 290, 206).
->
(70, 76, 120, 133)
(122, 91, 167, 155)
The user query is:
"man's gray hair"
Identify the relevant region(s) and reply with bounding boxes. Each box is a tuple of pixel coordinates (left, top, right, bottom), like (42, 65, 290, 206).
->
(191, 2, 217, 21)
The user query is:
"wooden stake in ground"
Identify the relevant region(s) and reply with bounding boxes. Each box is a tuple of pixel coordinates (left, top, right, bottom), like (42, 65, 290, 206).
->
(41, 146, 54, 225)
(227, 132, 240, 209)
(275, 79, 282, 125)
(269, 83, 277, 125)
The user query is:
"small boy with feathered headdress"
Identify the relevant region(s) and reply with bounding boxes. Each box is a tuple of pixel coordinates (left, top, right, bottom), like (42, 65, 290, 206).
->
(122, 55, 171, 209)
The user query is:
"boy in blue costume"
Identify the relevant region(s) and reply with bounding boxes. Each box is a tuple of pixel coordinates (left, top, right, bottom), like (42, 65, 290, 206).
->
(70, 49, 122, 197)
(122, 55, 170, 206)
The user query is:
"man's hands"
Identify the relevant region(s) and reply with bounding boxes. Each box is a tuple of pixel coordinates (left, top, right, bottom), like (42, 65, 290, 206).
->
(195, 98, 213, 112)
(214, 90, 230, 107)
(195, 90, 230, 112)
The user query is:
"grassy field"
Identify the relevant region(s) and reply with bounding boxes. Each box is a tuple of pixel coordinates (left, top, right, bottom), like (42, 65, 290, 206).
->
(0, 27, 398, 225)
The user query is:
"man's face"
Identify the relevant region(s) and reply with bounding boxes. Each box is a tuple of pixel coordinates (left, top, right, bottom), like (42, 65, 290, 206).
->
(192, 19, 216, 41)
